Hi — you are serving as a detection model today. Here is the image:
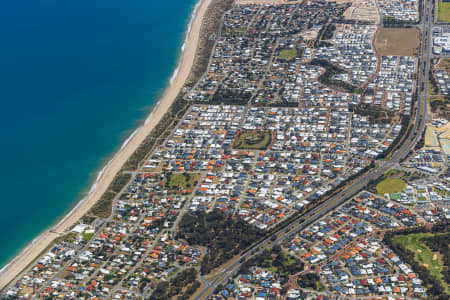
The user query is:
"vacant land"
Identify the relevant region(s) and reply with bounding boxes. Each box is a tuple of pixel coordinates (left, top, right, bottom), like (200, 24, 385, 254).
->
(428, 80, 445, 101)
(437, 58, 450, 70)
(352, 8, 379, 23)
(344, 0, 380, 24)
(376, 178, 406, 195)
(430, 59, 450, 115)
(425, 126, 440, 147)
(150, 268, 201, 300)
(234, 130, 272, 150)
(279, 48, 297, 61)
(393, 233, 449, 295)
(439, 2, 450, 23)
(375, 28, 420, 56)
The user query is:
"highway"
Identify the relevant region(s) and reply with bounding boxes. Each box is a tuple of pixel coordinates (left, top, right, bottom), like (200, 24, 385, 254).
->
(194, 0, 433, 298)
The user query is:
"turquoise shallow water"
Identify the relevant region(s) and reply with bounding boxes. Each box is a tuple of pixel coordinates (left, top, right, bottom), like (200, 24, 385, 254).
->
(0, 0, 197, 268)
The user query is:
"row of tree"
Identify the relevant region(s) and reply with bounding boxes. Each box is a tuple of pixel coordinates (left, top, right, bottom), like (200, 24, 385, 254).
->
(383, 16, 417, 28)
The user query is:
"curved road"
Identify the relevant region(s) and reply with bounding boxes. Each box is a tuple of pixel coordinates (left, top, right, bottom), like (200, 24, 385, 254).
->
(194, 0, 433, 298)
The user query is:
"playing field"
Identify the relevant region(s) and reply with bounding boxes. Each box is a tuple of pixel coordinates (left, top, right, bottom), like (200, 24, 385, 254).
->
(376, 178, 406, 195)
(438, 2, 450, 23)
(279, 48, 297, 61)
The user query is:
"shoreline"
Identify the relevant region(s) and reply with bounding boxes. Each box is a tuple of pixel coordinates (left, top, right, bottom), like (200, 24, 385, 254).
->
(0, 0, 211, 290)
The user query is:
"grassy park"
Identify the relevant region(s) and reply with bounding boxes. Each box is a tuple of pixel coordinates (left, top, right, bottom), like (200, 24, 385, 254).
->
(234, 130, 272, 150)
(82, 232, 95, 242)
(167, 173, 199, 190)
(438, 1, 450, 23)
(279, 48, 297, 61)
(376, 178, 406, 195)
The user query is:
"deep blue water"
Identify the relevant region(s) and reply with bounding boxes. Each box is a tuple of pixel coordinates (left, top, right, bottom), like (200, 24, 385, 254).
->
(0, 0, 197, 268)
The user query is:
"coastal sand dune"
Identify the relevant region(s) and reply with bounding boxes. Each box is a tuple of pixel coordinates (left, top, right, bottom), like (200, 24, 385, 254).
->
(0, 0, 211, 290)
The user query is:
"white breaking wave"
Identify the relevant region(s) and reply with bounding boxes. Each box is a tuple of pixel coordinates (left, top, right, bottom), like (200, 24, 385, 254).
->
(0, 0, 206, 279)
(169, 66, 180, 85)
(120, 129, 138, 151)
(170, 0, 201, 85)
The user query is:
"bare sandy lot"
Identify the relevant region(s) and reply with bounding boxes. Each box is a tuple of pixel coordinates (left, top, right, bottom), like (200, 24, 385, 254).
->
(343, 0, 380, 23)
(375, 28, 420, 56)
(345, 7, 379, 23)
(436, 58, 450, 71)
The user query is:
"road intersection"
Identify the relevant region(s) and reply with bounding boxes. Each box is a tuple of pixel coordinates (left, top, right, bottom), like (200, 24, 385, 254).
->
(194, 0, 433, 298)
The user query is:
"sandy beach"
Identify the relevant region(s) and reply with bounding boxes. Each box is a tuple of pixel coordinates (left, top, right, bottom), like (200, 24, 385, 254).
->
(0, 0, 211, 290)
(235, 0, 302, 4)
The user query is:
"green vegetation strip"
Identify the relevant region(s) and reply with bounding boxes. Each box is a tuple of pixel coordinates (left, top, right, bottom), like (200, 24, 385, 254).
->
(90, 173, 132, 218)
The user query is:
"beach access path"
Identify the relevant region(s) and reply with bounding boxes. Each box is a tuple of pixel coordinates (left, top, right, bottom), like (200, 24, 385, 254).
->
(0, 0, 212, 290)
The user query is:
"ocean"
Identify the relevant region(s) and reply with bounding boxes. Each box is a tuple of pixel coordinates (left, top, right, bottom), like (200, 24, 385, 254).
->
(0, 0, 198, 269)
